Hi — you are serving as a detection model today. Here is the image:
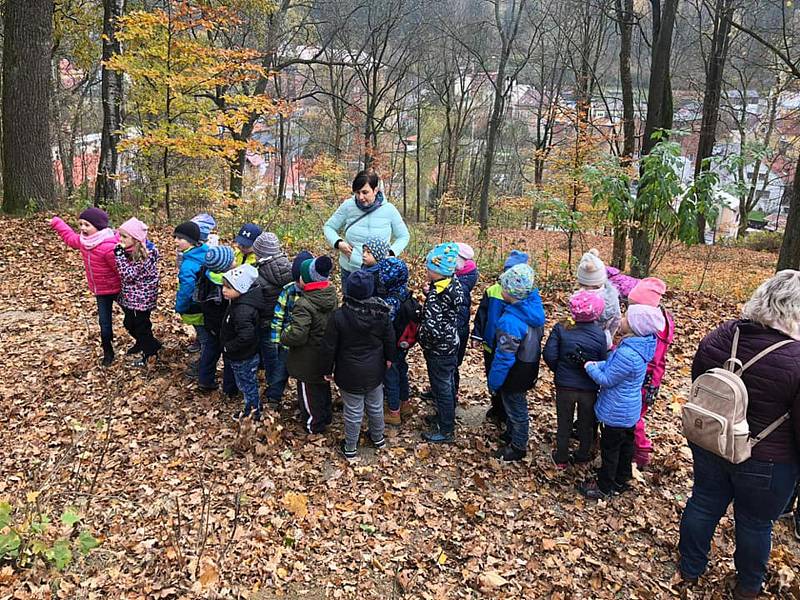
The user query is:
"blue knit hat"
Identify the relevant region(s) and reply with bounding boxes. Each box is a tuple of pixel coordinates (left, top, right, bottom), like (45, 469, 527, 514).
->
(503, 250, 529, 272)
(499, 263, 535, 300)
(346, 269, 375, 300)
(426, 242, 459, 277)
(205, 245, 235, 272)
(363, 236, 391, 262)
(192, 213, 216, 242)
(291, 250, 314, 281)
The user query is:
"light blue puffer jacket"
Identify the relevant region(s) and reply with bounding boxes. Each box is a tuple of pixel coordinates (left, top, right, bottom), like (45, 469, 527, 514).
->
(323, 194, 410, 272)
(586, 334, 657, 428)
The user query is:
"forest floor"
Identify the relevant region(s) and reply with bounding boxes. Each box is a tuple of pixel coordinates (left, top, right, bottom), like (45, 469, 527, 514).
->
(0, 216, 797, 599)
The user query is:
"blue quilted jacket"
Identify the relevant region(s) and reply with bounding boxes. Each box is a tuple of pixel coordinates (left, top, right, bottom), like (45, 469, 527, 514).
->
(587, 334, 657, 428)
(175, 244, 208, 322)
(323, 193, 410, 272)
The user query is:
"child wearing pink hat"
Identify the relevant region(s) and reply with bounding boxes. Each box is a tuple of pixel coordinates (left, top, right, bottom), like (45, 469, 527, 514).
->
(543, 290, 609, 468)
(50, 208, 121, 365)
(114, 218, 162, 367)
(628, 277, 675, 468)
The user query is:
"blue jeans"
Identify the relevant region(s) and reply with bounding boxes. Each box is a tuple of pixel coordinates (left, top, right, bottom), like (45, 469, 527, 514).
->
(96, 294, 117, 343)
(425, 353, 457, 434)
(199, 333, 237, 395)
(679, 444, 799, 593)
(501, 390, 529, 450)
(384, 349, 409, 411)
(260, 338, 289, 403)
(229, 354, 261, 416)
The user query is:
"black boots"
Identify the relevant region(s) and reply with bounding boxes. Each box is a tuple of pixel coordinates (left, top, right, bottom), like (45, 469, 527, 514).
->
(101, 339, 115, 367)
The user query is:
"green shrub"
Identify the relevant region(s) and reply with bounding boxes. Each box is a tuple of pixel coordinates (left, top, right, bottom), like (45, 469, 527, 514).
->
(741, 231, 783, 253)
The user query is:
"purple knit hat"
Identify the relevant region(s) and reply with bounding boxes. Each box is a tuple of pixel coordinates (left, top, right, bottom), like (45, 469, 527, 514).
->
(79, 207, 110, 230)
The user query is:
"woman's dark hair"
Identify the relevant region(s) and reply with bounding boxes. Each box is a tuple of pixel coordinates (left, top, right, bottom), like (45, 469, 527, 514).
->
(352, 169, 379, 192)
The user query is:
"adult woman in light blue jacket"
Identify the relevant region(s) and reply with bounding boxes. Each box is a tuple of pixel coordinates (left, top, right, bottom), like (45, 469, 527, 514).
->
(324, 170, 410, 284)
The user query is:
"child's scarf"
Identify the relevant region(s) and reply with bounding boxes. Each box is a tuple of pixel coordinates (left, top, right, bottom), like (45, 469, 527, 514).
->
(80, 227, 116, 250)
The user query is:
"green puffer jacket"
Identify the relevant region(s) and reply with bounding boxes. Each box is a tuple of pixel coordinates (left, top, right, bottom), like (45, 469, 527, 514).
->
(281, 282, 339, 383)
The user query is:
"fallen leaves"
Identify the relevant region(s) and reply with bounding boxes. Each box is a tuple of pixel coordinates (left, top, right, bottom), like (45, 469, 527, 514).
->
(282, 491, 309, 519)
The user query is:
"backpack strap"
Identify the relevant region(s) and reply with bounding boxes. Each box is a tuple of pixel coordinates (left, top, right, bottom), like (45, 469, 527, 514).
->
(739, 339, 795, 374)
(750, 412, 791, 446)
(723, 327, 744, 373)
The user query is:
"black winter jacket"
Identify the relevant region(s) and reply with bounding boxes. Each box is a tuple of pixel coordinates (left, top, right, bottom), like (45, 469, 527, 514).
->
(418, 277, 465, 356)
(692, 319, 800, 464)
(194, 267, 228, 337)
(221, 284, 267, 361)
(543, 321, 608, 391)
(256, 254, 293, 327)
(320, 296, 397, 393)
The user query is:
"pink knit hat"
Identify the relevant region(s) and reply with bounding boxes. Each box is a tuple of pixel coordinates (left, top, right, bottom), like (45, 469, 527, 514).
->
(569, 290, 605, 322)
(629, 277, 667, 307)
(119, 217, 148, 243)
(626, 304, 666, 337)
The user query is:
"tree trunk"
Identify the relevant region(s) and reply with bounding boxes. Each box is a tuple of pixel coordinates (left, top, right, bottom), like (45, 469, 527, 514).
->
(631, 228, 652, 278)
(52, 70, 74, 198)
(415, 89, 422, 223)
(229, 148, 246, 201)
(693, 0, 734, 242)
(612, 0, 635, 270)
(632, 0, 678, 274)
(641, 0, 678, 156)
(776, 154, 800, 270)
(94, 0, 125, 207)
(277, 113, 290, 203)
(2, 0, 55, 213)
(478, 58, 507, 233)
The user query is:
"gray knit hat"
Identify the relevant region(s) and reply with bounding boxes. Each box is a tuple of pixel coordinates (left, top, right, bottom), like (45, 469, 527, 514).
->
(223, 264, 259, 294)
(253, 232, 282, 259)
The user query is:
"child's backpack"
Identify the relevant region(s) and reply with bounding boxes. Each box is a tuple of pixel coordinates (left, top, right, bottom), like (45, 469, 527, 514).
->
(394, 296, 421, 349)
(681, 327, 793, 464)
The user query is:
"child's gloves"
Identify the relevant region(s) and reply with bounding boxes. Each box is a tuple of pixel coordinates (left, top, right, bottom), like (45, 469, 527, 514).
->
(113, 244, 126, 257)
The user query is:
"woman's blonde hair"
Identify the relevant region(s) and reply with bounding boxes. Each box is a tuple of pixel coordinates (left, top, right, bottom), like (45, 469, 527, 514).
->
(742, 270, 800, 340)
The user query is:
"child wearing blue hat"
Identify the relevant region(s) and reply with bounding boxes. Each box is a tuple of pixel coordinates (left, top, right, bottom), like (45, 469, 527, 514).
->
(487, 263, 546, 461)
(417, 242, 465, 443)
(233, 223, 262, 267)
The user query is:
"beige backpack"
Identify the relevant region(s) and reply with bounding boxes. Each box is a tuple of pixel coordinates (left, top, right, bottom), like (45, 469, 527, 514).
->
(681, 327, 793, 464)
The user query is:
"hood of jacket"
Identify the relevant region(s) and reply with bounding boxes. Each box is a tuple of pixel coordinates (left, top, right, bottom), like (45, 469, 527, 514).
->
(302, 283, 338, 313)
(236, 283, 267, 311)
(621, 333, 657, 362)
(505, 288, 546, 328)
(343, 296, 391, 328)
(257, 254, 293, 287)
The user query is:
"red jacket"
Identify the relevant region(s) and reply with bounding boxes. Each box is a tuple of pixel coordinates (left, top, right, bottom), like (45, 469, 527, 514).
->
(51, 217, 121, 295)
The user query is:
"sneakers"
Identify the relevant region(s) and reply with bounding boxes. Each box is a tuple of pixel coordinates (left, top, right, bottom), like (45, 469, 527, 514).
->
(577, 479, 610, 500)
(339, 440, 358, 461)
(421, 429, 454, 444)
(496, 445, 526, 462)
(371, 436, 386, 450)
(232, 409, 261, 422)
(550, 450, 568, 470)
(399, 401, 414, 419)
(197, 383, 218, 393)
(613, 480, 632, 494)
(187, 340, 201, 353)
(384, 409, 402, 426)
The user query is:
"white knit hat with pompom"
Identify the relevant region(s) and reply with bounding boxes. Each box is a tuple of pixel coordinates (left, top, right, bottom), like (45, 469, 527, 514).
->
(576, 248, 607, 287)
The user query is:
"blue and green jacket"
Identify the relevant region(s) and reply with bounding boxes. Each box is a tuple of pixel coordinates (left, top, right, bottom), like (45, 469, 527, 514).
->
(487, 289, 546, 393)
(270, 281, 300, 345)
(175, 243, 208, 325)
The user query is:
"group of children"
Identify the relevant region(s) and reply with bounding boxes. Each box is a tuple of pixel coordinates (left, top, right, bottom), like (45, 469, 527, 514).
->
(52, 208, 674, 491)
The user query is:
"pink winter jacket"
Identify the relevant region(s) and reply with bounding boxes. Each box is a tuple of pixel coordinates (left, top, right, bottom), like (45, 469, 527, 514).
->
(641, 307, 675, 405)
(50, 217, 121, 295)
